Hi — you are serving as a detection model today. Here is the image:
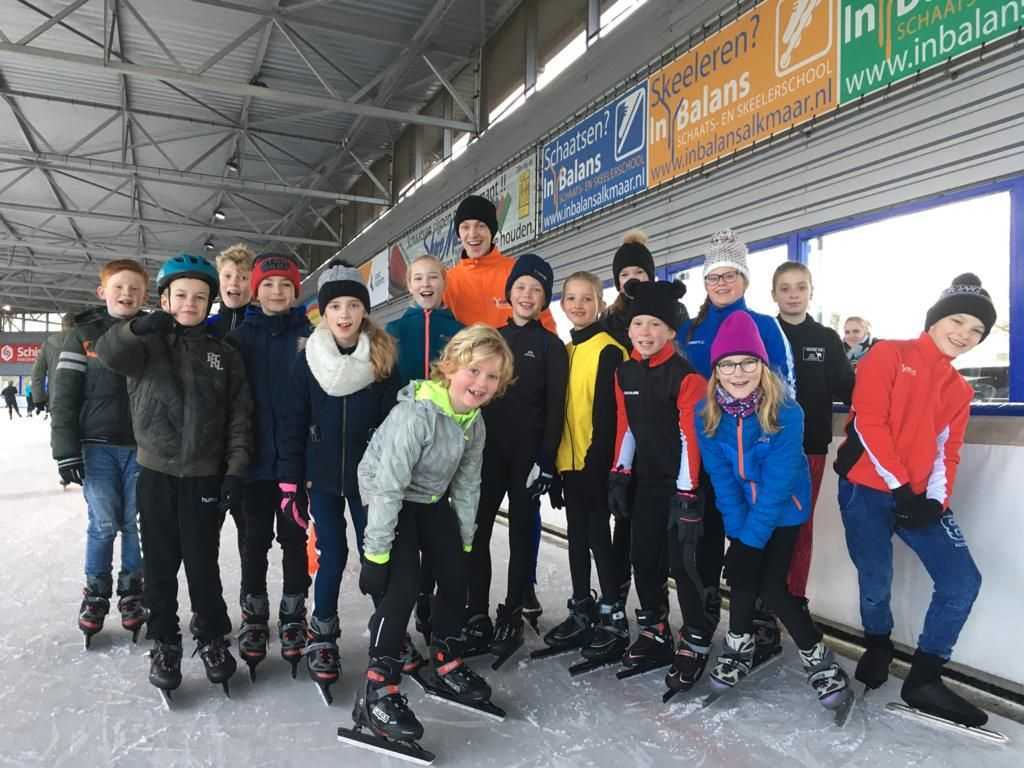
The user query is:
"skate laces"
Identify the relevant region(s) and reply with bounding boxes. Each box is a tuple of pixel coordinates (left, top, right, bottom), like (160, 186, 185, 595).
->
(195, 637, 230, 665)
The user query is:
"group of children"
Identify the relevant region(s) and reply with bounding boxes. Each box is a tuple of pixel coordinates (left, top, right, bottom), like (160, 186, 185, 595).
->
(43, 190, 997, 748)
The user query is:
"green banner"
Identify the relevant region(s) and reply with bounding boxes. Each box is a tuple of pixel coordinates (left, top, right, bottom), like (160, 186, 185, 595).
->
(840, 0, 1024, 102)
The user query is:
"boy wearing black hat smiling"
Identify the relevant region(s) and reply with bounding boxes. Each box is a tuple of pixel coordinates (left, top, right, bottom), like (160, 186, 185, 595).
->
(463, 253, 568, 667)
(834, 273, 997, 729)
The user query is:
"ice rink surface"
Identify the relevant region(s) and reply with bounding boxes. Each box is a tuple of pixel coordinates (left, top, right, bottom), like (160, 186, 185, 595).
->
(1, 414, 1021, 767)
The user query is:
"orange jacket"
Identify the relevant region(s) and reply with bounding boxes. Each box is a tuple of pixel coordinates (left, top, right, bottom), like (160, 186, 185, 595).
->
(834, 333, 972, 505)
(442, 246, 556, 333)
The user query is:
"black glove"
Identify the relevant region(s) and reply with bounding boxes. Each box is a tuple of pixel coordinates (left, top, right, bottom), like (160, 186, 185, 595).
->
(359, 556, 390, 598)
(218, 475, 245, 515)
(526, 461, 554, 498)
(725, 539, 764, 591)
(893, 484, 943, 529)
(668, 489, 703, 546)
(130, 311, 175, 336)
(57, 456, 85, 485)
(548, 472, 565, 509)
(607, 470, 632, 520)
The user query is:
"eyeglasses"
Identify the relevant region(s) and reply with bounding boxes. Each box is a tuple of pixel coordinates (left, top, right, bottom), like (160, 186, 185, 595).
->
(704, 270, 741, 286)
(716, 358, 761, 374)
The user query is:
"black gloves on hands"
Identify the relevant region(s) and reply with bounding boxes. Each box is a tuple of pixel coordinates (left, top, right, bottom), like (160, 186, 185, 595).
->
(668, 489, 703, 546)
(607, 470, 632, 520)
(526, 461, 555, 498)
(218, 475, 245, 515)
(130, 311, 175, 336)
(58, 456, 85, 486)
(548, 473, 565, 509)
(893, 484, 944, 529)
(725, 539, 764, 591)
(359, 557, 390, 598)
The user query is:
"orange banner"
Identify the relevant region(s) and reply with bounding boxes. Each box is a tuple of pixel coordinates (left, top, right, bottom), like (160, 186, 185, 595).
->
(647, 0, 837, 188)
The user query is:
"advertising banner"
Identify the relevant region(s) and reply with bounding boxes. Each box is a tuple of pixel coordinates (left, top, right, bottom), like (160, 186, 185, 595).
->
(369, 249, 389, 307)
(0, 343, 41, 365)
(647, 0, 837, 188)
(540, 81, 648, 231)
(476, 154, 538, 252)
(839, 0, 1024, 101)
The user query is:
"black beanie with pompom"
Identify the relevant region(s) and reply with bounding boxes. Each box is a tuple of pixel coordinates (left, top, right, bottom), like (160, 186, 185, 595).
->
(924, 273, 996, 341)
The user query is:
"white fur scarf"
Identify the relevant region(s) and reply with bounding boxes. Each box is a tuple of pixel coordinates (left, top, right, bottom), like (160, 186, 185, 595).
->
(305, 326, 376, 397)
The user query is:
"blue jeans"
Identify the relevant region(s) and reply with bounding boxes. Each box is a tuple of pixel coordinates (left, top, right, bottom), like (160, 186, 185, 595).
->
(838, 478, 981, 659)
(83, 445, 143, 586)
(309, 489, 367, 621)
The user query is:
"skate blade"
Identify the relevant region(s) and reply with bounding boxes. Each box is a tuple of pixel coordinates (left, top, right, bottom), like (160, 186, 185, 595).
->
(524, 617, 541, 636)
(157, 688, 174, 711)
(408, 670, 506, 722)
(831, 689, 855, 727)
(616, 660, 671, 680)
(337, 727, 435, 765)
(220, 681, 231, 699)
(702, 654, 783, 710)
(662, 685, 691, 704)
(314, 680, 334, 706)
(529, 645, 577, 661)
(569, 656, 621, 678)
(885, 703, 1008, 745)
(490, 641, 524, 671)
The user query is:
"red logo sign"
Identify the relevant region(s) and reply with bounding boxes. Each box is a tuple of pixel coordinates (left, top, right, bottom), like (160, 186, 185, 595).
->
(0, 343, 42, 364)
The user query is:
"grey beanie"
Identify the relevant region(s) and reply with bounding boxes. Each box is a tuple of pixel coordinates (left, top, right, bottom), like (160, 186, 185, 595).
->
(317, 264, 370, 314)
(703, 229, 750, 281)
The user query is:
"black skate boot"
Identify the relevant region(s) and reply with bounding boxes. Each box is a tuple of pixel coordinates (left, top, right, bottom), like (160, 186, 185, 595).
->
(522, 585, 543, 634)
(414, 592, 432, 645)
(709, 631, 755, 690)
(78, 577, 111, 649)
(752, 607, 782, 666)
(800, 641, 854, 724)
(400, 633, 425, 674)
(664, 628, 711, 700)
(116, 572, 146, 643)
(901, 650, 988, 728)
(535, 594, 597, 659)
(149, 638, 183, 706)
(194, 635, 237, 697)
(490, 603, 524, 670)
(305, 614, 341, 705)
(462, 613, 494, 658)
(424, 637, 491, 704)
(278, 594, 308, 679)
(238, 593, 270, 681)
(620, 609, 673, 677)
(855, 633, 894, 690)
(576, 599, 629, 674)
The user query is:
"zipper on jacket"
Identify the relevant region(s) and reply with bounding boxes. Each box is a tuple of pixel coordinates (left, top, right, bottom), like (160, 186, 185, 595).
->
(340, 397, 348, 492)
(423, 309, 432, 379)
(565, 344, 577, 471)
(736, 416, 758, 503)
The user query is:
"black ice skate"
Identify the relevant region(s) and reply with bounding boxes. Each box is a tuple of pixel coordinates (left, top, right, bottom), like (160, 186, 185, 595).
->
(573, 599, 628, 676)
(800, 641, 854, 726)
(531, 594, 596, 661)
(78, 583, 110, 650)
(238, 593, 270, 682)
(521, 585, 543, 634)
(663, 628, 711, 702)
(703, 631, 783, 710)
(618, 609, 672, 679)
(461, 613, 493, 659)
(401, 633, 425, 674)
(305, 614, 341, 705)
(409, 639, 505, 721)
(855, 633, 894, 691)
(149, 639, 183, 708)
(116, 573, 146, 643)
(490, 603, 524, 671)
(194, 635, 237, 698)
(752, 608, 783, 666)
(278, 594, 308, 679)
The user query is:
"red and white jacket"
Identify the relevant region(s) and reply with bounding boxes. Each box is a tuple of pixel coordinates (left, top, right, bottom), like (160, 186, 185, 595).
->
(834, 332, 973, 506)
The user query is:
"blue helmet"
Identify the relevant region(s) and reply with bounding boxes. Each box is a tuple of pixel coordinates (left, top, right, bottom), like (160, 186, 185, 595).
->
(156, 253, 219, 298)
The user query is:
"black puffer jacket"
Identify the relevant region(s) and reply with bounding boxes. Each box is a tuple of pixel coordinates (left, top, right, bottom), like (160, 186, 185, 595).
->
(50, 307, 135, 461)
(95, 319, 252, 478)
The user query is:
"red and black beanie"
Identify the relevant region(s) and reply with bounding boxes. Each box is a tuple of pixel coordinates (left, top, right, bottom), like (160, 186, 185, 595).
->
(251, 252, 301, 294)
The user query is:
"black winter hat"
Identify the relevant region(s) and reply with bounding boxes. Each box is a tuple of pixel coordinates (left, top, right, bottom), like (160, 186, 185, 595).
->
(625, 279, 686, 329)
(612, 229, 656, 291)
(505, 253, 554, 310)
(317, 263, 370, 315)
(454, 194, 499, 238)
(924, 273, 996, 341)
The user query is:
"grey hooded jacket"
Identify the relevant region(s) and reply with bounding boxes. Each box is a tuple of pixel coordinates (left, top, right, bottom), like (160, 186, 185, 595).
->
(357, 380, 485, 557)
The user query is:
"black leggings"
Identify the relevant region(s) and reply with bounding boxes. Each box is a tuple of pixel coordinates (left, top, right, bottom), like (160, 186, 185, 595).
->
(728, 525, 821, 650)
(697, 469, 725, 599)
(563, 470, 625, 601)
(241, 480, 310, 598)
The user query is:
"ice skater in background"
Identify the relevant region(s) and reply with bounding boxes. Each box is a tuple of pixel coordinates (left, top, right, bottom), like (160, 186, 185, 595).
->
(3, 382, 21, 419)
(697, 311, 851, 718)
(96, 254, 252, 702)
(276, 264, 401, 704)
(50, 260, 150, 649)
(340, 325, 514, 762)
(834, 274, 996, 730)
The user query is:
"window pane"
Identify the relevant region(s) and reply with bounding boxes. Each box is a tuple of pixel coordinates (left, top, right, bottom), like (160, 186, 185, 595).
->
(806, 192, 1011, 402)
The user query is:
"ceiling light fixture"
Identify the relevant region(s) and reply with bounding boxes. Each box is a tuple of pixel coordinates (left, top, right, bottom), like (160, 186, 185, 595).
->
(213, 208, 226, 222)
(204, 240, 215, 251)
(225, 157, 240, 174)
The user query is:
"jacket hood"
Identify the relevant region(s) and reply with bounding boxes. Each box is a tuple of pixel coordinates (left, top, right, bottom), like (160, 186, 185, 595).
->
(410, 379, 479, 430)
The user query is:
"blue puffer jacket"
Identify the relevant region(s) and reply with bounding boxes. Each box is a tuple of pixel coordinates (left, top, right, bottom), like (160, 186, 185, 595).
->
(277, 327, 401, 497)
(696, 397, 811, 549)
(229, 306, 311, 481)
(677, 298, 796, 397)
(386, 305, 463, 388)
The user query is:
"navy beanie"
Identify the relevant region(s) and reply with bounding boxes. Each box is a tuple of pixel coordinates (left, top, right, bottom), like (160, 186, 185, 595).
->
(505, 253, 554, 310)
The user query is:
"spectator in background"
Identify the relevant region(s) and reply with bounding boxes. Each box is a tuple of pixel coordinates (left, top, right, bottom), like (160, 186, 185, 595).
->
(3, 381, 21, 419)
(843, 316, 877, 368)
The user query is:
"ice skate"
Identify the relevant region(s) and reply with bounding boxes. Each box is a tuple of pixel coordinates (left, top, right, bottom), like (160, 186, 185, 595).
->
(149, 638, 183, 708)
(401, 633, 425, 674)
(409, 638, 505, 721)
(800, 641, 854, 725)
(461, 613, 493, 658)
(855, 633, 894, 690)
(78, 582, 110, 650)
(521, 585, 543, 634)
(305, 614, 341, 705)
(238, 593, 270, 682)
(194, 635, 237, 698)
(752, 608, 783, 666)
(490, 603, 524, 671)
(115, 572, 146, 643)
(618, 609, 672, 679)
(532, 594, 596, 661)
(663, 628, 711, 702)
(574, 599, 628, 676)
(703, 631, 783, 709)
(278, 594, 308, 679)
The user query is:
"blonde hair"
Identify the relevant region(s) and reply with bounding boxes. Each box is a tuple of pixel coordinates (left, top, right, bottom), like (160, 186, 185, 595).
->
(844, 316, 871, 333)
(362, 317, 398, 381)
(702, 364, 786, 437)
(561, 271, 605, 311)
(408, 254, 446, 277)
(216, 243, 255, 272)
(430, 324, 515, 398)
